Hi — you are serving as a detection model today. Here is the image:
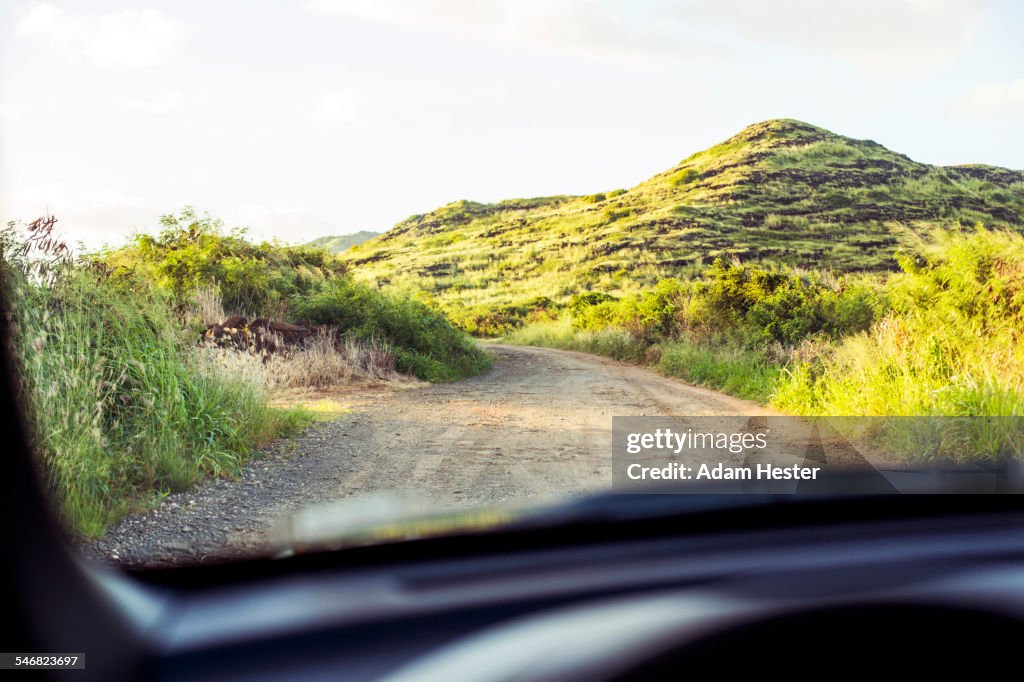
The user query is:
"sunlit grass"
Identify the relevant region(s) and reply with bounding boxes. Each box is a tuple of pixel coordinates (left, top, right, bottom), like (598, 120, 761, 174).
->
(773, 228, 1024, 420)
(5, 266, 312, 536)
(508, 228, 1024, 461)
(505, 318, 780, 402)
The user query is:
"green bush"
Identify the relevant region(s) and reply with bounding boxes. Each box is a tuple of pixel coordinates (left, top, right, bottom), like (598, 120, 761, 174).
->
(567, 263, 876, 347)
(603, 208, 631, 222)
(573, 279, 685, 340)
(671, 168, 701, 186)
(688, 259, 877, 346)
(289, 279, 492, 382)
(111, 207, 347, 314)
(449, 297, 557, 337)
(567, 291, 618, 317)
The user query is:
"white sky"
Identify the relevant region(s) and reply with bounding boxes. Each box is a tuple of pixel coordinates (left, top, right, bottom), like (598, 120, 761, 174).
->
(1, 0, 1022, 249)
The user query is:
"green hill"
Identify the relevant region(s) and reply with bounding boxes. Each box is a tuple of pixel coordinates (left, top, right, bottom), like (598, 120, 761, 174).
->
(343, 119, 1024, 323)
(307, 230, 380, 253)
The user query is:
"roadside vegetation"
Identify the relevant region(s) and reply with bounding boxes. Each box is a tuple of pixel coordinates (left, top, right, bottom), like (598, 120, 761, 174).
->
(774, 227, 1024, 417)
(1, 209, 490, 536)
(106, 208, 491, 383)
(506, 226, 1024, 426)
(505, 255, 875, 403)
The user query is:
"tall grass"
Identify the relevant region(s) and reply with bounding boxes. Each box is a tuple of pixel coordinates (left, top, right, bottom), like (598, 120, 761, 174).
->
(507, 227, 1024, 431)
(774, 227, 1024, 417)
(191, 284, 226, 326)
(260, 331, 397, 388)
(2, 223, 309, 536)
(504, 317, 780, 402)
(505, 317, 643, 361)
(656, 340, 779, 402)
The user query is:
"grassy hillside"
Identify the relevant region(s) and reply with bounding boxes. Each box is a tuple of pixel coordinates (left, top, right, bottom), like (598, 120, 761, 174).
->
(342, 119, 1024, 333)
(307, 230, 381, 253)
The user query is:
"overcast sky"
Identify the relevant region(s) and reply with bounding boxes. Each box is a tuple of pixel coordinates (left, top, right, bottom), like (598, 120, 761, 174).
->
(1, 0, 1022, 248)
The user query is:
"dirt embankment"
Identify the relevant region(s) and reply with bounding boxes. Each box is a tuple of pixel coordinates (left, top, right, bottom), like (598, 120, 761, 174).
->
(83, 344, 774, 567)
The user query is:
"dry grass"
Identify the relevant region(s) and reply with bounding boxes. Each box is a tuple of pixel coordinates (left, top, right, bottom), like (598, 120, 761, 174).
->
(199, 329, 397, 392)
(190, 283, 398, 389)
(265, 331, 396, 388)
(190, 284, 226, 326)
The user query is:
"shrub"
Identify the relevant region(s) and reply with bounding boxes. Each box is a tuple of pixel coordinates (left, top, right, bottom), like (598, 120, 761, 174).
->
(289, 279, 491, 382)
(450, 297, 557, 337)
(567, 291, 618, 316)
(671, 168, 701, 186)
(572, 279, 685, 341)
(112, 207, 347, 314)
(686, 259, 877, 345)
(603, 208, 631, 222)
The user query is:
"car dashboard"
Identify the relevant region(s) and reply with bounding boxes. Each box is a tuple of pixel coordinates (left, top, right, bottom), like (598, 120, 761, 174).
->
(91, 502, 1024, 681)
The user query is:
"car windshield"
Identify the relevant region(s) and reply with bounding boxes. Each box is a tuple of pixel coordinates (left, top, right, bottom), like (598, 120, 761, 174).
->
(2, 2, 1023, 568)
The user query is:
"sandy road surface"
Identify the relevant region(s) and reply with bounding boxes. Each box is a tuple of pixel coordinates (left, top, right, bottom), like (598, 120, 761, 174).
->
(84, 344, 776, 567)
(314, 343, 778, 509)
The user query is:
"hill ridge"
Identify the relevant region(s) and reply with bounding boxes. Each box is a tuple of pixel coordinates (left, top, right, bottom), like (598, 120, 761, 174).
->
(307, 230, 381, 254)
(339, 119, 1024, 324)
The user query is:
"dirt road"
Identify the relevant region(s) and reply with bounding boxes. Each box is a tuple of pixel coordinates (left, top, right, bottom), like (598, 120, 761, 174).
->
(84, 344, 775, 567)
